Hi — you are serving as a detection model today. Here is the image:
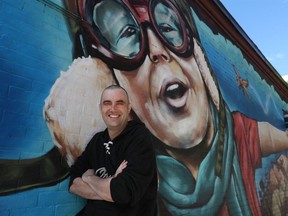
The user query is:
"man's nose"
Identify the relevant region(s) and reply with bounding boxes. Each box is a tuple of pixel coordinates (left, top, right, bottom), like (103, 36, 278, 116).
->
(110, 103, 116, 111)
(147, 29, 170, 64)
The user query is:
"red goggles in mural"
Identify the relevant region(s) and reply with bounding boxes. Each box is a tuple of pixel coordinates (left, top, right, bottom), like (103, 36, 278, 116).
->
(78, 0, 194, 70)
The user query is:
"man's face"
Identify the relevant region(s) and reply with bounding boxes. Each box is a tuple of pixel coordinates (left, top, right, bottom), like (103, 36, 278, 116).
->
(114, 32, 213, 149)
(100, 88, 131, 136)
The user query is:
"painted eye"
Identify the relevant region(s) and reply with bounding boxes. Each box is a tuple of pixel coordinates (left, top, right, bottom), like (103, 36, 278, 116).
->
(153, 1, 183, 47)
(118, 26, 137, 41)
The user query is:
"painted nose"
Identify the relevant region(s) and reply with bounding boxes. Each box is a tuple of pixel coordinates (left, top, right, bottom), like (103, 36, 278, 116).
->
(147, 29, 170, 63)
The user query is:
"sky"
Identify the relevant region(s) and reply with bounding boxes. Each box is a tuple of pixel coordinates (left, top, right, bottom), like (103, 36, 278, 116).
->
(220, 0, 288, 81)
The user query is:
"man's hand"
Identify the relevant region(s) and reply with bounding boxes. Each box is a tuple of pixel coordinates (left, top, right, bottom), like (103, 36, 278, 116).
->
(114, 160, 128, 177)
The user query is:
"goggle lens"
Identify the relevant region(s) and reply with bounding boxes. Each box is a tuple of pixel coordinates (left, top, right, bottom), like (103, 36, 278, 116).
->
(92, 0, 141, 58)
(151, 0, 183, 48)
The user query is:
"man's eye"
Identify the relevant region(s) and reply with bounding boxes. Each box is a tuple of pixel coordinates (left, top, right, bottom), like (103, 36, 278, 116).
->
(103, 102, 111, 106)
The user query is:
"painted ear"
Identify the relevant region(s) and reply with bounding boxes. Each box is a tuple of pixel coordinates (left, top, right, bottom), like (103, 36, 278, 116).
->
(43, 56, 116, 166)
(193, 38, 220, 111)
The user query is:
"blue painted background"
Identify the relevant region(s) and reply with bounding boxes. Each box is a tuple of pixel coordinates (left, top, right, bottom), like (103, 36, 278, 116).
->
(0, 0, 85, 215)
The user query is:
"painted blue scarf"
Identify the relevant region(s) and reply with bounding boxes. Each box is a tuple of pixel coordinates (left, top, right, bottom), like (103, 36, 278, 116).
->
(157, 107, 252, 215)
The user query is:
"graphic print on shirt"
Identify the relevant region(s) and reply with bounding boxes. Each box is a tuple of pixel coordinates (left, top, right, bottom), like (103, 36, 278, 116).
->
(95, 167, 113, 179)
(103, 141, 113, 154)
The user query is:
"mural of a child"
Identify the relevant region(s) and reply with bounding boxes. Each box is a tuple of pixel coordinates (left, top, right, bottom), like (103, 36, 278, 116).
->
(44, 0, 288, 215)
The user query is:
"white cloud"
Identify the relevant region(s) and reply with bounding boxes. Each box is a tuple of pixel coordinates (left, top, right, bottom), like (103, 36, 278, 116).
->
(282, 74, 288, 82)
(267, 57, 273, 61)
(268, 53, 285, 62)
(275, 53, 285, 59)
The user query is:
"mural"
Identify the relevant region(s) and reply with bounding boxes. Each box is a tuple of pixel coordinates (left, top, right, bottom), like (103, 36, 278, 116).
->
(1, 0, 288, 215)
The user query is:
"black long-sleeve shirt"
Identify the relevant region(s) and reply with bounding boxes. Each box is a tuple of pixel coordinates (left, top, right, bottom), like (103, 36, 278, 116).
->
(69, 120, 158, 216)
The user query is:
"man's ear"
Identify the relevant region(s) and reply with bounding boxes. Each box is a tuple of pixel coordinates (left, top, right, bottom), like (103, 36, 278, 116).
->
(128, 104, 133, 120)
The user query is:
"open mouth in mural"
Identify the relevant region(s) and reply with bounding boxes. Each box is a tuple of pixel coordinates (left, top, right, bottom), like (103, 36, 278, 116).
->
(161, 79, 188, 113)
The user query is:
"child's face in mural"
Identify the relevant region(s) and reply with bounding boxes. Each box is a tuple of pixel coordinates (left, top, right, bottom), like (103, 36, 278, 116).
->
(114, 35, 211, 149)
(83, 0, 213, 149)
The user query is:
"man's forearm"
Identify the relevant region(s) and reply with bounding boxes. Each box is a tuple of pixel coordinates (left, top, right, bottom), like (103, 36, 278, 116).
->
(69, 177, 103, 200)
(82, 175, 114, 202)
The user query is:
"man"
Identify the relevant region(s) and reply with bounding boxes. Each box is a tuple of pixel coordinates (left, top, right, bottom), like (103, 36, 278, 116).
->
(69, 85, 158, 215)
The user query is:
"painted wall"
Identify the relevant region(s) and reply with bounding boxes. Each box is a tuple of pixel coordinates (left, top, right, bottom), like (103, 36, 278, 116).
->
(0, 0, 288, 215)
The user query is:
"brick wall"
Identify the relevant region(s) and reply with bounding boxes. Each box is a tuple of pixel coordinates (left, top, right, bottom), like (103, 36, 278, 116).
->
(0, 0, 85, 215)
